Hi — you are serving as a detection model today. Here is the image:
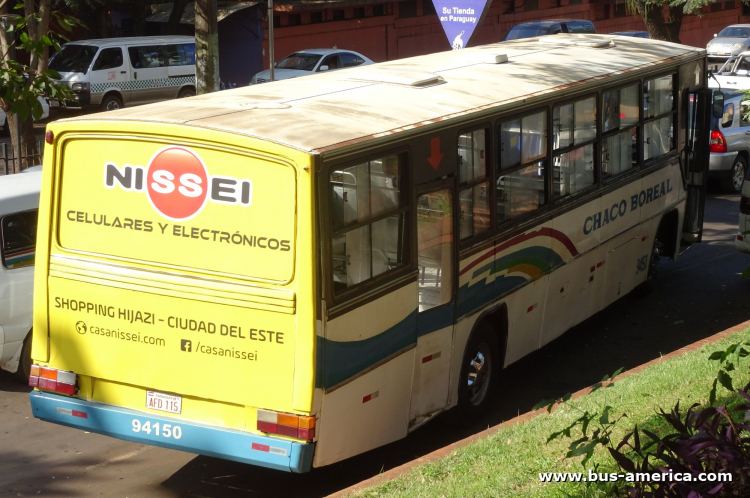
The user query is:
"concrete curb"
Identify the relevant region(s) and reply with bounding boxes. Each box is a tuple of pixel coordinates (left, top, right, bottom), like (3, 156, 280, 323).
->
(328, 318, 750, 498)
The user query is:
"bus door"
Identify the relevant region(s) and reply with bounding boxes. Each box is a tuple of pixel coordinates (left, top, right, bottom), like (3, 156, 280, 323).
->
(682, 87, 712, 245)
(409, 180, 456, 422)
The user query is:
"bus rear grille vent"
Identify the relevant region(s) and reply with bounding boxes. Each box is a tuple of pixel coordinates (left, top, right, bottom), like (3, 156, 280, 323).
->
(540, 34, 615, 49)
(347, 69, 444, 87)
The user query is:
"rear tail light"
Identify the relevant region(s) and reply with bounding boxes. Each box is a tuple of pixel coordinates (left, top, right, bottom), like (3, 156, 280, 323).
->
(710, 130, 727, 153)
(741, 196, 750, 215)
(30, 364, 78, 395)
(257, 409, 316, 440)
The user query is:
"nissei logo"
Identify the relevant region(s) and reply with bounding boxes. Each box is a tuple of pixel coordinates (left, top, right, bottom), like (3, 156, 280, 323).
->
(103, 146, 253, 221)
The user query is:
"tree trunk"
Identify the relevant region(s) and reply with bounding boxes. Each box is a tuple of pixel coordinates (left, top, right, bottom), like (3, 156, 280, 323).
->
(6, 114, 37, 172)
(195, 0, 220, 94)
(633, 1, 683, 44)
(36, 0, 52, 73)
(167, 0, 190, 35)
(132, 0, 147, 36)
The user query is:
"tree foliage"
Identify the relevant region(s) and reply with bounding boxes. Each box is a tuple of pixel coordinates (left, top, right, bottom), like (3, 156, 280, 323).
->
(0, 1, 79, 171)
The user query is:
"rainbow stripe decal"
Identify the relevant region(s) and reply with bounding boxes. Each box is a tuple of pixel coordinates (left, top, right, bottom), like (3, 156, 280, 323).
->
(457, 227, 579, 317)
(3, 247, 35, 269)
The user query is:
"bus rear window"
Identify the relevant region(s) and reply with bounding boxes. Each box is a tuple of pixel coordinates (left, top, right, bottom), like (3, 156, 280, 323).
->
(56, 137, 296, 283)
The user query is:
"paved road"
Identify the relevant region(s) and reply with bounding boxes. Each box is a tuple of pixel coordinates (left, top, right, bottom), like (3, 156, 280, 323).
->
(2, 190, 749, 498)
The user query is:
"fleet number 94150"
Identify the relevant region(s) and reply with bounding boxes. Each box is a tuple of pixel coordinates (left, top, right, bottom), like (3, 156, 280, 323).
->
(132, 419, 182, 439)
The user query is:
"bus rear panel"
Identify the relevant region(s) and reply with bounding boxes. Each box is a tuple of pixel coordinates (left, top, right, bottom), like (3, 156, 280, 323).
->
(29, 122, 318, 472)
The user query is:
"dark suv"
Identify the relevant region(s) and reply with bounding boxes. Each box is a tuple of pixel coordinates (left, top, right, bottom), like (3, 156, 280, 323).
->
(503, 19, 596, 41)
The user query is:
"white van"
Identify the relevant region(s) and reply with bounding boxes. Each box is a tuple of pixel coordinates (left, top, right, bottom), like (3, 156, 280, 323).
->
(48, 36, 196, 111)
(0, 169, 41, 380)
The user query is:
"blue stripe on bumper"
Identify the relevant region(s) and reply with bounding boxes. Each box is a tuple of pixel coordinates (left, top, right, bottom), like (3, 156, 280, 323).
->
(29, 391, 315, 473)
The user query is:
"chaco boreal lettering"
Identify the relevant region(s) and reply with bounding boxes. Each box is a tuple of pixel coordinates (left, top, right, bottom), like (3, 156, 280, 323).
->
(583, 180, 673, 235)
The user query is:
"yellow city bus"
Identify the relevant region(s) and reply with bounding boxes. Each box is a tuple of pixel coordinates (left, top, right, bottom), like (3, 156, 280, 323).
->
(29, 34, 714, 472)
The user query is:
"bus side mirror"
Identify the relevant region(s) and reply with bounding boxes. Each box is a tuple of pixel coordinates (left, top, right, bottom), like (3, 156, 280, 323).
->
(713, 90, 725, 118)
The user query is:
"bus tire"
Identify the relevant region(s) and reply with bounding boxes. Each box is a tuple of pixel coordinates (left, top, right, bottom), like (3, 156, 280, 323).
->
(14, 332, 32, 383)
(448, 321, 499, 427)
(101, 94, 123, 112)
(635, 237, 663, 298)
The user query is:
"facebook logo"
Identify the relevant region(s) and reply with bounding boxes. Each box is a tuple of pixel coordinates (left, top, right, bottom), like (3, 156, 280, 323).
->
(181, 339, 192, 352)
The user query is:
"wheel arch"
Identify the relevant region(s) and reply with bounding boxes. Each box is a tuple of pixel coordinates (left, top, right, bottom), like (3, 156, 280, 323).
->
(178, 84, 196, 96)
(656, 208, 680, 260)
(469, 302, 509, 368)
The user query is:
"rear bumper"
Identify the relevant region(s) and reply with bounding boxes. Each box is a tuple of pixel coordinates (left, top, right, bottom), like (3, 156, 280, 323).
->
(735, 232, 750, 254)
(29, 391, 315, 473)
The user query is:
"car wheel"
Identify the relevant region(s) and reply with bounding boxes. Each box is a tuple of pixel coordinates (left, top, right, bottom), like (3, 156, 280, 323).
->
(178, 87, 196, 99)
(722, 156, 747, 194)
(101, 94, 123, 112)
(14, 332, 33, 383)
(447, 321, 500, 427)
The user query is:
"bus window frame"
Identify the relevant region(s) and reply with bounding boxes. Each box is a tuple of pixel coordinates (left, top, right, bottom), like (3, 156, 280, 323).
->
(323, 145, 415, 309)
(495, 106, 552, 231)
(601, 80, 643, 185)
(416, 176, 459, 315)
(550, 91, 600, 204)
(642, 72, 678, 167)
(456, 122, 495, 248)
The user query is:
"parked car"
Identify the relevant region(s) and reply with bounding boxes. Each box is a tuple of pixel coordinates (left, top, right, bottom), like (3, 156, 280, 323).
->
(609, 31, 650, 39)
(706, 25, 750, 66)
(48, 36, 196, 111)
(251, 49, 374, 84)
(0, 96, 50, 136)
(708, 90, 750, 193)
(503, 19, 596, 41)
(0, 168, 41, 381)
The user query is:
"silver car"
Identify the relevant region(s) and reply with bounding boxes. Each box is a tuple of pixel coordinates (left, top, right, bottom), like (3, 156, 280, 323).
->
(251, 49, 373, 84)
(709, 91, 750, 193)
(706, 25, 750, 67)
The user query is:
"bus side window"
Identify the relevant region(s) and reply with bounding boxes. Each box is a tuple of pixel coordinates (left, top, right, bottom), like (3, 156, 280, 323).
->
(329, 154, 409, 295)
(552, 96, 597, 199)
(643, 75, 675, 161)
(602, 83, 639, 178)
(497, 111, 548, 223)
(458, 128, 490, 240)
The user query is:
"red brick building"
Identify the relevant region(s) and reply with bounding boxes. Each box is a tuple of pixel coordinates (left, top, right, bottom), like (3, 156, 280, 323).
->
(264, 0, 749, 68)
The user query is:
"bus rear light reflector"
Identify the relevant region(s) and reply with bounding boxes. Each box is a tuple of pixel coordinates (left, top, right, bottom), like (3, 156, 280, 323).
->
(277, 424, 298, 437)
(30, 364, 77, 395)
(256, 409, 316, 440)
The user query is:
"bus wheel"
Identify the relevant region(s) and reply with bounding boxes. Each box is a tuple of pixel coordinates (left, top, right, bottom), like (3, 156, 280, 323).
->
(15, 332, 32, 383)
(450, 321, 499, 426)
(636, 238, 663, 298)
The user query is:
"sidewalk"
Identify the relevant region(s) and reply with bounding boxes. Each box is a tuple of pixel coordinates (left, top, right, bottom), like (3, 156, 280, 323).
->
(328, 318, 750, 498)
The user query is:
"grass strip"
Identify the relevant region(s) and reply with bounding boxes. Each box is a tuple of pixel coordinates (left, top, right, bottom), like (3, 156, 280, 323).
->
(349, 327, 750, 498)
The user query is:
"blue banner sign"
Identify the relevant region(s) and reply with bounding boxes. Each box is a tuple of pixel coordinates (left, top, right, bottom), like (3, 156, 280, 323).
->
(433, 0, 492, 50)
